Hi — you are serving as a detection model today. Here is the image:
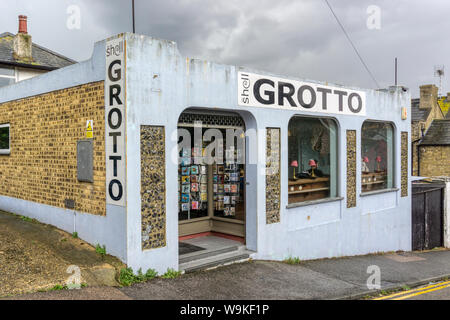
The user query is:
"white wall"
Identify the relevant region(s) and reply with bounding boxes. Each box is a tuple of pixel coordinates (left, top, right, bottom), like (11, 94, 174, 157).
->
(123, 33, 412, 273)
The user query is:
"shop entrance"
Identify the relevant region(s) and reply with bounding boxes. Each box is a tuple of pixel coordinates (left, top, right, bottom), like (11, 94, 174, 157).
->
(177, 111, 246, 241)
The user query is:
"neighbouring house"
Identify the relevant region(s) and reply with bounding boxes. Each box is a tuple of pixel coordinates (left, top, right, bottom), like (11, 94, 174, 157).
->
(417, 119, 450, 176)
(0, 15, 75, 87)
(411, 84, 445, 176)
(0, 33, 411, 273)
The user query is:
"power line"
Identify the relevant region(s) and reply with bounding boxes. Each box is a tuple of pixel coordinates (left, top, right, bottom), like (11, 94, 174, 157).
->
(324, 0, 380, 89)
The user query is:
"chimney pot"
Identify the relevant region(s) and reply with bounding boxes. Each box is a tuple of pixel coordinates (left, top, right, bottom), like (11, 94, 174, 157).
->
(18, 15, 28, 34)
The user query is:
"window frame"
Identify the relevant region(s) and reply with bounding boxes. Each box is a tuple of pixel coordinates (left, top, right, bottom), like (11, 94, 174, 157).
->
(287, 115, 340, 206)
(360, 120, 395, 194)
(0, 123, 11, 155)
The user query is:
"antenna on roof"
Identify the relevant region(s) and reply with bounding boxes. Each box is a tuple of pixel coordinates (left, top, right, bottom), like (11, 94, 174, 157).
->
(395, 57, 398, 86)
(434, 65, 445, 96)
(132, 0, 135, 33)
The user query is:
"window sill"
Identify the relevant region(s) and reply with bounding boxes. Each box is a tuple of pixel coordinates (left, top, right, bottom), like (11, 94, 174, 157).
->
(286, 197, 344, 209)
(0, 150, 10, 155)
(360, 188, 399, 197)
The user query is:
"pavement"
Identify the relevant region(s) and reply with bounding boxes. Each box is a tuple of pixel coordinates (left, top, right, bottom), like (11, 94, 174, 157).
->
(0, 210, 125, 297)
(5, 247, 450, 300)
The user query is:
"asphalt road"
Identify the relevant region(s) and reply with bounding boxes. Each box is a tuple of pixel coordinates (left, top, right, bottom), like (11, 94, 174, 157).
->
(373, 280, 450, 300)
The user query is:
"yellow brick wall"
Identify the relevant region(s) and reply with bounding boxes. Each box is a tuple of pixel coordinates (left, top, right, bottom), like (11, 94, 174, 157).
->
(418, 145, 450, 177)
(0, 82, 106, 215)
(411, 121, 424, 176)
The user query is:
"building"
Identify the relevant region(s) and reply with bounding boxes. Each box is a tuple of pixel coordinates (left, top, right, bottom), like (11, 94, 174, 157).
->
(0, 33, 411, 273)
(410, 84, 450, 177)
(417, 120, 450, 176)
(411, 85, 445, 176)
(0, 15, 74, 87)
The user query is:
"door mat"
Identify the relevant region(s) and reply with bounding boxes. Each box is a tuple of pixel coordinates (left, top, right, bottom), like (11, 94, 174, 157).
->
(179, 242, 206, 255)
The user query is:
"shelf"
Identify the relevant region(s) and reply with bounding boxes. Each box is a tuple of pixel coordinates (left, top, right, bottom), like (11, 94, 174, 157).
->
(289, 187, 330, 195)
(362, 181, 385, 186)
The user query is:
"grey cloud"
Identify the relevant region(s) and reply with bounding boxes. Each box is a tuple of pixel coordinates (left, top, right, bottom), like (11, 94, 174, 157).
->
(1, 0, 450, 97)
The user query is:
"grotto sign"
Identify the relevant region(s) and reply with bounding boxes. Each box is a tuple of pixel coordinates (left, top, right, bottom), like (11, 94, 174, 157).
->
(238, 72, 366, 116)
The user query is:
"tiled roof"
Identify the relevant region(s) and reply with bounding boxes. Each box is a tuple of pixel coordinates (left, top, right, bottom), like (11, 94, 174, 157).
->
(419, 119, 450, 146)
(411, 98, 430, 122)
(0, 32, 75, 70)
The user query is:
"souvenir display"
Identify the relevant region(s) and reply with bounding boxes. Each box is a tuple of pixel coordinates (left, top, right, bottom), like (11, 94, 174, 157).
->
(180, 157, 191, 166)
(181, 193, 189, 202)
(178, 132, 245, 222)
(191, 165, 199, 175)
(181, 176, 190, 184)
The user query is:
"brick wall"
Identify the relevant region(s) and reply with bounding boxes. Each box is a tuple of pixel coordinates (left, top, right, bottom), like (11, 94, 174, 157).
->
(418, 145, 450, 177)
(411, 121, 423, 176)
(0, 82, 106, 215)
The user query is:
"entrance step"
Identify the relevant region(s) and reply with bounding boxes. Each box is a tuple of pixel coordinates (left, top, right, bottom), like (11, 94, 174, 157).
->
(179, 246, 252, 273)
(179, 244, 240, 264)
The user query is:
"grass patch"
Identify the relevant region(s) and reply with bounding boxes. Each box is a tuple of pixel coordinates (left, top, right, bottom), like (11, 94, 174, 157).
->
(119, 267, 158, 286)
(161, 268, 182, 279)
(283, 256, 301, 265)
(72, 232, 78, 239)
(50, 284, 68, 291)
(401, 285, 411, 291)
(95, 244, 106, 258)
(20, 215, 33, 222)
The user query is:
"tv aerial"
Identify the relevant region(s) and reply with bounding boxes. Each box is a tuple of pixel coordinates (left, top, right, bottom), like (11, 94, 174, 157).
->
(434, 65, 445, 96)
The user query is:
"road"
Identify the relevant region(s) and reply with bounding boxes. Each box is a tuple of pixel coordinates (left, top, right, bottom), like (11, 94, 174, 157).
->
(373, 280, 450, 300)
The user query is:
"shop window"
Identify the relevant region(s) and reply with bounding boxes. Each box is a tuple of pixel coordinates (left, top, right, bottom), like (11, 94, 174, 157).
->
(361, 121, 394, 193)
(288, 116, 338, 204)
(0, 124, 10, 154)
(0, 66, 15, 88)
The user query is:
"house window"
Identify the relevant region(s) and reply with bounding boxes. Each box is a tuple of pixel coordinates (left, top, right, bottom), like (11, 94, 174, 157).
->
(288, 116, 338, 204)
(361, 121, 394, 192)
(0, 66, 16, 87)
(0, 124, 10, 155)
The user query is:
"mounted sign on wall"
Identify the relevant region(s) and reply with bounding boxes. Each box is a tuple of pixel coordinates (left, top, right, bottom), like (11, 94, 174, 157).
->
(238, 72, 366, 116)
(105, 35, 126, 206)
(86, 120, 93, 138)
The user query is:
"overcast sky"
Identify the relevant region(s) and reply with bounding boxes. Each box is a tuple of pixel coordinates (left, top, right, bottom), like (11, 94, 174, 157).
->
(1, 0, 449, 98)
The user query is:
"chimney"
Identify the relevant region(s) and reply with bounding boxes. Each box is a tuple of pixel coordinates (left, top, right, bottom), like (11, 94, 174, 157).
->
(13, 15, 33, 62)
(18, 15, 28, 34)
(419, 84, 438, 110)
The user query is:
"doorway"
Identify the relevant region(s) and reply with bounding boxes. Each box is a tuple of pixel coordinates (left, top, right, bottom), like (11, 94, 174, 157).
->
(412, 181, 444, 250)
(177, 111, 246, 240)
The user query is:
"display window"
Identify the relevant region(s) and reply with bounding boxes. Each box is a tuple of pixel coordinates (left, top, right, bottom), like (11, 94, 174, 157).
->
(287, 116, 338, 204)
(361, 121, 394, 192)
